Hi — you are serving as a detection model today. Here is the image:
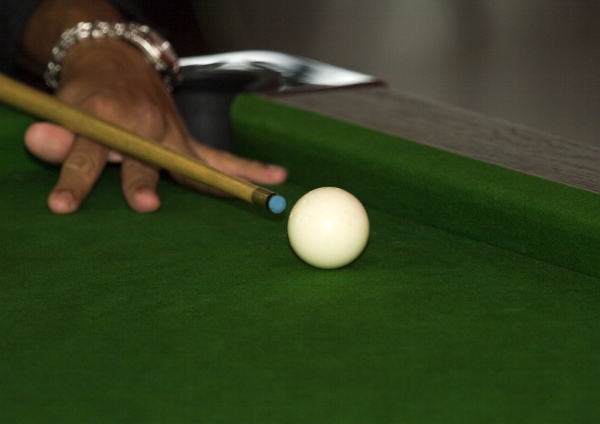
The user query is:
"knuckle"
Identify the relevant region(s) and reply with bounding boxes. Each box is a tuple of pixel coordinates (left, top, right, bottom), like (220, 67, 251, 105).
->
(135, 106, 164, 128)
(63, 152, 101, 182)
(82, 93, 121, 118)
(64, 82, 174, 140)
(81, 92, 164, 130)
(122, 161, 157, 191)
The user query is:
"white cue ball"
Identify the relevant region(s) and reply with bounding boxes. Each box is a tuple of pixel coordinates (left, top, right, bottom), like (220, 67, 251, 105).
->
(287, 187, 370, 269)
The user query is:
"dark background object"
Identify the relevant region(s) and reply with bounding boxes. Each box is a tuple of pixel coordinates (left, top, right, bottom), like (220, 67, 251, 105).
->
(174, 67, 281, 151)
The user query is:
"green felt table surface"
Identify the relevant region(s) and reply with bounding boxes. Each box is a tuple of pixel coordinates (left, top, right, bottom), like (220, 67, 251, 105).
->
(1, 97, 600, 423)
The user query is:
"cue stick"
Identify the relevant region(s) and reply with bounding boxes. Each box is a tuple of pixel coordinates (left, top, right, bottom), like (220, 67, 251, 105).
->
(0, 73, 286, 213)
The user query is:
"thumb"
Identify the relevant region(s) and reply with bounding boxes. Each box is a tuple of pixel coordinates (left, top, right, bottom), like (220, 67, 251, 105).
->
(24, 122, 74, 164)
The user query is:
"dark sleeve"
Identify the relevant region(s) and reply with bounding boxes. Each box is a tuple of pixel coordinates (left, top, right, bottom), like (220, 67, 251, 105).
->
(0, 0, 148, 74)
(0, 0, 44, 73)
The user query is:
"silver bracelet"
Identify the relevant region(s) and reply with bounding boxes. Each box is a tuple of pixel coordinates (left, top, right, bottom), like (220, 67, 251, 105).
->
(43, 21, 184, 91)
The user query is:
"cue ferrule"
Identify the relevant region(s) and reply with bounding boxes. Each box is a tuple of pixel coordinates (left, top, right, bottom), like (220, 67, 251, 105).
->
(251, 187, 284, 213)
(251, 187, 273, 209)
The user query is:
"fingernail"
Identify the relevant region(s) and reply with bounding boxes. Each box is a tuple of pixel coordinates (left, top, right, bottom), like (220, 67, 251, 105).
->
(49, 190, 76, 214)
(133, 187, 160, 213)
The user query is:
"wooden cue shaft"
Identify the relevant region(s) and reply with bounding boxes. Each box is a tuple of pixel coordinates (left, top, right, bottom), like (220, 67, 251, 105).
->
(0, 73, 277, 209)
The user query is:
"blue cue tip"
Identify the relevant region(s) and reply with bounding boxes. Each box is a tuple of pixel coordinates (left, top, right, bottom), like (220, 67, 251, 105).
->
(267, 195, 286, 214)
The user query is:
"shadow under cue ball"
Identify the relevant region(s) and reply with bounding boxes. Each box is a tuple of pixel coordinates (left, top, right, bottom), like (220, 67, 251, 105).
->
(287, 187, 370, 269)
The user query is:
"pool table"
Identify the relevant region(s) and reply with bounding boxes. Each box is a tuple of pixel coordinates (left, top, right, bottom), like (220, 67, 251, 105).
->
(1, 85, 600, 423)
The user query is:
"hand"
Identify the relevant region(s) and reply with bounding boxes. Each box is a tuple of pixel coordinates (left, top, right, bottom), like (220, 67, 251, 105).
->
(24, 39, 287, 214)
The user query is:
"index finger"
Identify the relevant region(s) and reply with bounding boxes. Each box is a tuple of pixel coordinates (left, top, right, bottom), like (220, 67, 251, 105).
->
(47, 135, 109, 214)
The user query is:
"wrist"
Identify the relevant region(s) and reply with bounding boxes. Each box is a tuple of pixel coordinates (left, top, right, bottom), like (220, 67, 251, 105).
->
(60, 38, 156, 81)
